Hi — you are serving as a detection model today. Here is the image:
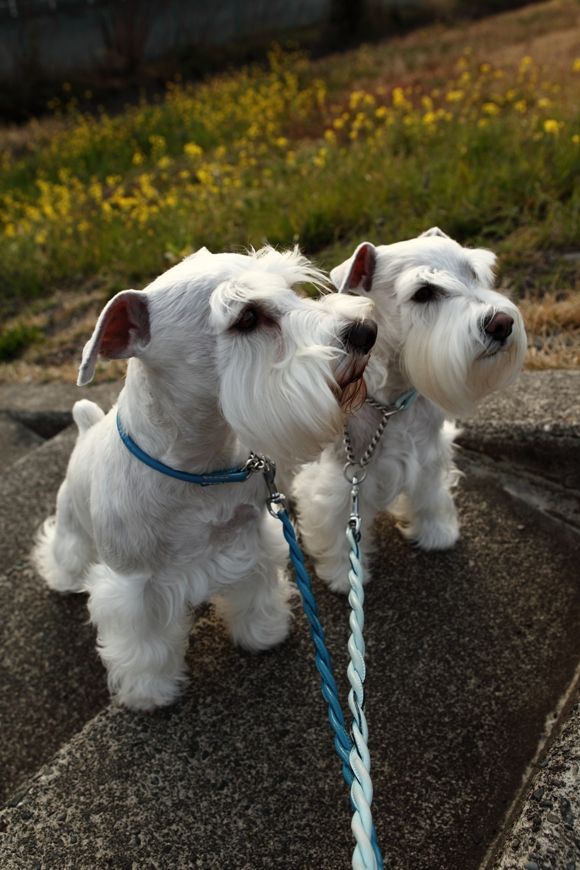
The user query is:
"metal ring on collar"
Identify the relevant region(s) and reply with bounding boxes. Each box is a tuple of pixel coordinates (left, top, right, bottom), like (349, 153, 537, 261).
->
(344, 462, 367, 484)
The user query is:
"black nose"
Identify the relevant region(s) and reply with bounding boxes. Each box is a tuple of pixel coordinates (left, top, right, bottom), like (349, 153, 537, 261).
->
(483, 312, 514, 343)
(342, 320, 377, 354)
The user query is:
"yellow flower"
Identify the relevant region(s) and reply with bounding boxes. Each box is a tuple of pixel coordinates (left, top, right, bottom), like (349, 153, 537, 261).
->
(572, 134, 580, 144)
(537, 97, 551, 109)
(4, 223, 16, 237)
(543, 119, 562, 135)
(446, 90, 464, 103)
(482, 102, 500, 116)
(422, 111, 437, 126)
(132, 152, 144, 166)
(184, 142, 203, 159)
(392, 87, 409, 110)
(514, 100, 527, 113)
(573, 58, 580, 72)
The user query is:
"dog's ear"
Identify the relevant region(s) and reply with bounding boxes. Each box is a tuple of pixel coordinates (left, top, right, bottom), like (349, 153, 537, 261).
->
(467, 248, 497, 286)
(77, 290, 150, 386)
(419, 227, 451, 239)
(331, 242, 377, 294)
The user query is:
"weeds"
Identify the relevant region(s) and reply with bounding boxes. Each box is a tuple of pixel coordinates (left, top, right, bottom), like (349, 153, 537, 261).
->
(0, 4, 579, 374)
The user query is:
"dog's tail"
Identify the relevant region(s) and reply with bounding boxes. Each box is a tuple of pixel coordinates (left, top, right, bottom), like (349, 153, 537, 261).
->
(72, 399, 105, 434)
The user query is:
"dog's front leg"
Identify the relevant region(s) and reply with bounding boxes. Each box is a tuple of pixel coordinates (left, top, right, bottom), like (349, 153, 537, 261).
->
(293, 456, 381, 594)
(396, 426, 460, 551)
(86, 566, 192, 711)
(215, 512, 292, 651)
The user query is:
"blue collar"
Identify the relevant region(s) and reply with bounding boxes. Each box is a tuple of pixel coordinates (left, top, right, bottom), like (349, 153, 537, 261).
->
(116, 413, 253, 486)
(365, 388, 418, 414)
(391, 388, 417, 411)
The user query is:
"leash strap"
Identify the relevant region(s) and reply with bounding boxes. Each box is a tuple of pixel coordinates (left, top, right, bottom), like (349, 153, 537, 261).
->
(346, 481, 382, 870)
(264, 465, 384, 870)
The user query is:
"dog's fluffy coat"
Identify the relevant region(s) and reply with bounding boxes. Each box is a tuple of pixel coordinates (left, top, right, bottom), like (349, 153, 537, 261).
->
(34, 246, 375, 710)
(293, 229, 527, 592)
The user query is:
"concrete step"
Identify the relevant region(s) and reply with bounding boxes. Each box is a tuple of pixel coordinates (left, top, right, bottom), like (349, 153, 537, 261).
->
(491, 692, 580, 870)
(0, 428, 109, 805)
(0, 381, 121, 803)
(0, 464, 578, 869)
(0, 371, 578, 868)
(459, 369, 580, 489)
(0, 413, 44, 472)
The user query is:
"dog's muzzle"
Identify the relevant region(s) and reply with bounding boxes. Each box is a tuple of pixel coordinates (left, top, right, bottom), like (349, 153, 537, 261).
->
(479, 311, 515, 358)
(483, 311, 514, 344)
(334, 320, 378, 412)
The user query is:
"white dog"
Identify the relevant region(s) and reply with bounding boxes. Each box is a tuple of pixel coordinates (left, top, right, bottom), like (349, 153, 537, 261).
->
(293, 228, 526, 592)
(33, 246, 377, 710)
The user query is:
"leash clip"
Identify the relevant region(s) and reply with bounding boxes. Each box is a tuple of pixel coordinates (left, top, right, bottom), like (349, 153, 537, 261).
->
(262, 459, 288, 518)
(242, 452, 287, 516)
(348, 477, 362, 541)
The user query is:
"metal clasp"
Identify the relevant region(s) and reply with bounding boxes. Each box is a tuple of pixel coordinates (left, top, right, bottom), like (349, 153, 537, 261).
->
(262, 459, 288, 518)
(348, 477, 362, 540)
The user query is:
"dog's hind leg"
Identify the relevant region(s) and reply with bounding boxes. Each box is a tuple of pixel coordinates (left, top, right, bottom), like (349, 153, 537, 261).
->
(215, 512, 293, 652)
(33, 480, 97, 593)
(86, 566, 192, 710)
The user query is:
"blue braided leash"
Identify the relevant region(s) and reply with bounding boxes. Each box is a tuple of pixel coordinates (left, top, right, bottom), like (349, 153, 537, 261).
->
(275, 506, 384, 869)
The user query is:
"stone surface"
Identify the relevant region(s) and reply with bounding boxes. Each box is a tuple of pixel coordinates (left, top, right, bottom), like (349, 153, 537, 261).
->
(0, 370, 578, 869)
(0, 430, 109, 804)
(493, 696, 580, 870)
(0, 381, 121, 417)
(0, 469, 578, 870)
(0, 412, 44, 472)
(459, 370, 580, 488)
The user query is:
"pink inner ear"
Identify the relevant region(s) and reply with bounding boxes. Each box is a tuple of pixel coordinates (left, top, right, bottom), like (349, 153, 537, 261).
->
(348, 244, 375, 292)
(100, 298, 133, 358)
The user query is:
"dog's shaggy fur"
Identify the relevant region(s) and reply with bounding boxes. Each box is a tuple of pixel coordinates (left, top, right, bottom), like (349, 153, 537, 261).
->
(34, 246, 376, 710)
(293, 229, 527, 592)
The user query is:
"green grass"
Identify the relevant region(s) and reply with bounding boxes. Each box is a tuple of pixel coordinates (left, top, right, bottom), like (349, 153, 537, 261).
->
(0, 1, 579, 370)
(0, 324, 42, 362)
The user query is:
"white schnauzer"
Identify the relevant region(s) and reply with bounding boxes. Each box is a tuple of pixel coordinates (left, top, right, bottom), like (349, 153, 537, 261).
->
(34, 246, 377, 710)
(293, 228, 526, 593)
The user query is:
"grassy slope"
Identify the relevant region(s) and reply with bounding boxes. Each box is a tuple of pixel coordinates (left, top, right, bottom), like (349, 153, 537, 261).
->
(0, 0, 579, 382)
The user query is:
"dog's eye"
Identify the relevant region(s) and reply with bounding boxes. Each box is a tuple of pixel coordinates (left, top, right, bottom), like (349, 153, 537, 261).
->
(411, 284, 442, 304)
(234, 306, 260, 332)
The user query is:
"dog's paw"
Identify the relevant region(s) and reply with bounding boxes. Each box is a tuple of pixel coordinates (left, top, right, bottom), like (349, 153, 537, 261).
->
(315, 558, 372, 595)
(114, 673, 186, 712)
(230, 604, 292, 652)
(32, 518, 87, 593)
(399, 519, 460, 551)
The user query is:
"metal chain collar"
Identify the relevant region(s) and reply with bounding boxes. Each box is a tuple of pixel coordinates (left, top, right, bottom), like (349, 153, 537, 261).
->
(343, 396, 406, 484)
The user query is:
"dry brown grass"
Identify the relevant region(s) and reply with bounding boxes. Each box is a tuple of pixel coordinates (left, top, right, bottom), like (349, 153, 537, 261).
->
(520, 292, 580, 369)
(2, 288, 576, 384)
(315, 0, 580, 95)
